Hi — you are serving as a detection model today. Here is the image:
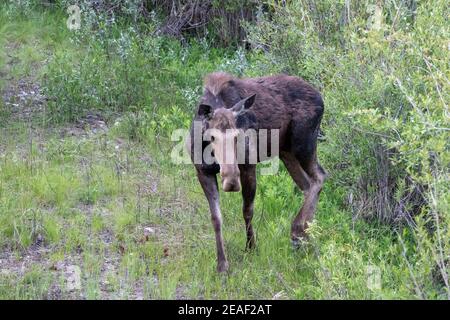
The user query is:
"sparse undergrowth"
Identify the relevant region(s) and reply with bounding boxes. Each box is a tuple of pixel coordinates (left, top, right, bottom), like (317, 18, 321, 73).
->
(0, 3, 448, 299)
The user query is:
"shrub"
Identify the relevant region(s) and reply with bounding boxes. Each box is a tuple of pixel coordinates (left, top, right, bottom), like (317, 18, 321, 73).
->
(245, 0, 449, 297)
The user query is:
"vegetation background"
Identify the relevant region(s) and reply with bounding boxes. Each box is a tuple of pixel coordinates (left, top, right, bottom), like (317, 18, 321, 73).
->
(0, 0, 448, 299)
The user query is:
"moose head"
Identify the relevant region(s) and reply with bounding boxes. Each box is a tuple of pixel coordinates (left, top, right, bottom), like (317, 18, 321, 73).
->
(198, 94, 256, 192)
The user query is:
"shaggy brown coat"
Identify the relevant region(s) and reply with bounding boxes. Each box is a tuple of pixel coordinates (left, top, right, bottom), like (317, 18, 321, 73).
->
(189, 72, 326, 272)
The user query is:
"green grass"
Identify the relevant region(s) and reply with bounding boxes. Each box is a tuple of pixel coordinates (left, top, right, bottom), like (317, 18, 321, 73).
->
(0, 8, 446, 300)
(0, 122, 426, 299)
(0, 121, 423, 299)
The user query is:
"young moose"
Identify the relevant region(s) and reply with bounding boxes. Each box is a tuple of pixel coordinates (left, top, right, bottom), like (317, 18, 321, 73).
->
(189, 72, 326, 272)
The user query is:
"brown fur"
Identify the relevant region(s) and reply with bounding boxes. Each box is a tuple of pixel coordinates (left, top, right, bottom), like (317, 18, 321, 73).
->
(190, 72, 327, 273)
(204, 72, 234, 96)
(208, 108, 236, 131)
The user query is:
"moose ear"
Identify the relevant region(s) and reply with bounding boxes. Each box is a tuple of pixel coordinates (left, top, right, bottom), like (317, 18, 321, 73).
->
(231, 94, 256, 115)
(198, 104, 213, 119)
(243, 93, 256, 109)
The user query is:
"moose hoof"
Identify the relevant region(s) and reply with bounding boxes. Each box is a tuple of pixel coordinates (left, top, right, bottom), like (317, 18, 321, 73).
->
(291, 238, 302, 250)
(245, 240, 256, 251)
(291, 234, 308, 250)
(217, 261, 229, 273)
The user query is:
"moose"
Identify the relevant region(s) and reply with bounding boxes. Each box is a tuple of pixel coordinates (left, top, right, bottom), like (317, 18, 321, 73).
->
(188, 72, 326, 272)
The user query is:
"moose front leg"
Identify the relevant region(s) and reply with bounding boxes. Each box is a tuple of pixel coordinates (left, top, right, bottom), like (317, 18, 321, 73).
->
(196, 169, 229, 273)
(240, 165, 256, 250)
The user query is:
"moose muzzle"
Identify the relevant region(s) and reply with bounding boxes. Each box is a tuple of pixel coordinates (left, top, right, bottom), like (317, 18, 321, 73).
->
(221, 165, 241, 192)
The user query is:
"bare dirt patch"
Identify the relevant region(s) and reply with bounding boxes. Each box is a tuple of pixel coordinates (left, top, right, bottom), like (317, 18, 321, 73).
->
(2, 77, 46, 121)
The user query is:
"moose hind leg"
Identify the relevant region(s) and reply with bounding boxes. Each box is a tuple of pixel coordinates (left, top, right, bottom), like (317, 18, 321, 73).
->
(285, 115, 327, 245)
(196, 169, 229, 272)
(281, 152, 313, 246)
(240, 165, 257, 250)
(291, 151, 326, 244)
(280, 152, 311, 192)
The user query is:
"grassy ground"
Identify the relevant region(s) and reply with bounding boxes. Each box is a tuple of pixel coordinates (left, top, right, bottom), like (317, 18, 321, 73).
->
(0, 11, 440, 299)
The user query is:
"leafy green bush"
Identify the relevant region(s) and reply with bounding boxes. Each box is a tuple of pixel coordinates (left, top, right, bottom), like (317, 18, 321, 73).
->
(42, 8, 252, 135)
(246, 0, 449, 298)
